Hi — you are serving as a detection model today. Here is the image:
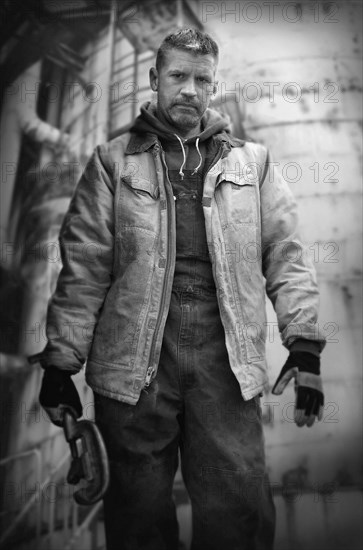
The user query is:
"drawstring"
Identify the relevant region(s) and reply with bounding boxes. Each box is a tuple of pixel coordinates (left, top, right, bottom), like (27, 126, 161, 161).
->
(174, 134, 186, 180)
(174, 134, 202, 180)
(191, 137, 202, 175)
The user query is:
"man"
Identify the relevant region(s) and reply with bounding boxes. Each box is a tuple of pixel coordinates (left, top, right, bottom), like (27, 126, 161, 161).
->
(36, 29, 325, 550)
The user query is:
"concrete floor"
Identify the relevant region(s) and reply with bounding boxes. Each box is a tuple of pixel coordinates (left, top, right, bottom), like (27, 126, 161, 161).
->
(176, 488, 363, 550)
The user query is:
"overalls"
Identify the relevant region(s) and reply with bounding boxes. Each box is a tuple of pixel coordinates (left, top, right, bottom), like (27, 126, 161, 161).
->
(94, 138, 275, 550)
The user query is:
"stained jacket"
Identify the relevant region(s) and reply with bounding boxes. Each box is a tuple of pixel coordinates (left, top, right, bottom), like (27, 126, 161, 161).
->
(37, 115, 325, 404)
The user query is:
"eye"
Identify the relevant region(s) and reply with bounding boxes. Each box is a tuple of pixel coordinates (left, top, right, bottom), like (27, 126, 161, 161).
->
(171, 73, 184, 79)
(197, 77, 211, 83)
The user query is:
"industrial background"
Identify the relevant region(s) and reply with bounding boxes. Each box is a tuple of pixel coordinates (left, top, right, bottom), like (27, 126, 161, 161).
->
(0, 1, 362, 549)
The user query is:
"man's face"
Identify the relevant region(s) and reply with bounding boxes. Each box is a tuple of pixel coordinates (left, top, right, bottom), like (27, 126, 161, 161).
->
(150, 49, 217, 135)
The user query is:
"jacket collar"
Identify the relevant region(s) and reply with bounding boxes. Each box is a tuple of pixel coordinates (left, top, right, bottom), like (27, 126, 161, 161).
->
(125, 129, 245, 155)
(125, 132, 158, 155)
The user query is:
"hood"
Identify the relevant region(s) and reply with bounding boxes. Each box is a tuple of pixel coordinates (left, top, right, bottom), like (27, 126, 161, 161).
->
(131, 100, 230, 143)
(130, 101, 230, 179)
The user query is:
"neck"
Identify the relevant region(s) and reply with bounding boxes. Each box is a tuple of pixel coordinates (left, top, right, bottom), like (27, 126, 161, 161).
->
(178, 126, 202, 139)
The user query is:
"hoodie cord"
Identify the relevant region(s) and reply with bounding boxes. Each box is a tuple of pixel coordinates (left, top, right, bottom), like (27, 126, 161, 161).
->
(174, 134, 186, 180)
(191, 137, 202, 175)
(174, 135, 203, 180)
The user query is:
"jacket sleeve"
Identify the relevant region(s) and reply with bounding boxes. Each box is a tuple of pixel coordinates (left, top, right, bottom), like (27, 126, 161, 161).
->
(259, 147, 326, 352)
(33, 145, 115, 372)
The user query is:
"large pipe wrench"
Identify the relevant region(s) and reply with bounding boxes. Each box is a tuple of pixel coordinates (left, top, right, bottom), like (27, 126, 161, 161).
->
(63, 408, 110, 505)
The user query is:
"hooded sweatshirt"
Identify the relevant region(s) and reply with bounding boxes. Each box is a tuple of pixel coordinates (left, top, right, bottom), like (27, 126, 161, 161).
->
(130, 101, 230, 290)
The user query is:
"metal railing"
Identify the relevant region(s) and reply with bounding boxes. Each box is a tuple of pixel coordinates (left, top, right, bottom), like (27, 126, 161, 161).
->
(0, 449, 42, 548)
(0, 438, 105, 550)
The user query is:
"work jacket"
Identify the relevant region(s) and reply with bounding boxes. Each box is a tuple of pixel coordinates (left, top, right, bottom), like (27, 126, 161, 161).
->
(38, 129, 324, 404)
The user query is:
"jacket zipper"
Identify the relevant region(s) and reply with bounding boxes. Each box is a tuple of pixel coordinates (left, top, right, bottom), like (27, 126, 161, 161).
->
(144, 141, 226, 388)
(144, 366, 154, 387)
(144, 146, 175, 388)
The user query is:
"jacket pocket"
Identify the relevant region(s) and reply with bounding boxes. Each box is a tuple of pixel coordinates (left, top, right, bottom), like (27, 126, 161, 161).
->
(216, 173, 258, 227)
(118, 176, 160, 233)
(122, 175, 159, 199)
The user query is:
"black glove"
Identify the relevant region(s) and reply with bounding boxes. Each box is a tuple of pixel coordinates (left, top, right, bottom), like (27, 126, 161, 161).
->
(272, 351, 324, 428)
(39, 367, 82, 427)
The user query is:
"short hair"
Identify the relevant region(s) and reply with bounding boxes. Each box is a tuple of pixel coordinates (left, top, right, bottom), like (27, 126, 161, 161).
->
(156, 28, 219, 71)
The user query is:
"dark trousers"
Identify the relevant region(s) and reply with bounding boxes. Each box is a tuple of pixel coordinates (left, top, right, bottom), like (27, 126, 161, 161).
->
(94, 286, 275, 550)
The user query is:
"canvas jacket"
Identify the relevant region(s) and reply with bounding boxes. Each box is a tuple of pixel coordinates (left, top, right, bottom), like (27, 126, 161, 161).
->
(37, 125, 325, 404)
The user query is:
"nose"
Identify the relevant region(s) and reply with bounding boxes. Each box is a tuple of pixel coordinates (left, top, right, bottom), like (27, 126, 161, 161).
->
(180, 78, 197, 98)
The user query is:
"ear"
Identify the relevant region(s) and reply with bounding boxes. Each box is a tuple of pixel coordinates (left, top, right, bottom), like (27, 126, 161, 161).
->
(149, 67, 158, 92)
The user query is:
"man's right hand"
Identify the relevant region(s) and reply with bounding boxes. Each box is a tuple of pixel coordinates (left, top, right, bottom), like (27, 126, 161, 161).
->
(39, 367, 82, 427)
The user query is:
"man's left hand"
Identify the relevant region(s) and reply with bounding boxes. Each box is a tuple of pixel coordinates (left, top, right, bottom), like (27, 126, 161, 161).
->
(272, 351, 324, 427)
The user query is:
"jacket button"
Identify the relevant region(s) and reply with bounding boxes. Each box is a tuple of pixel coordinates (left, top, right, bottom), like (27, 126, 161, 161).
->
(158, 258, 166, 268)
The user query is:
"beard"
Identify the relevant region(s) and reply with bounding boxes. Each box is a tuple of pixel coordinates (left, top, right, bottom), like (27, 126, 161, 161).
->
(169, 103, 203, 129)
